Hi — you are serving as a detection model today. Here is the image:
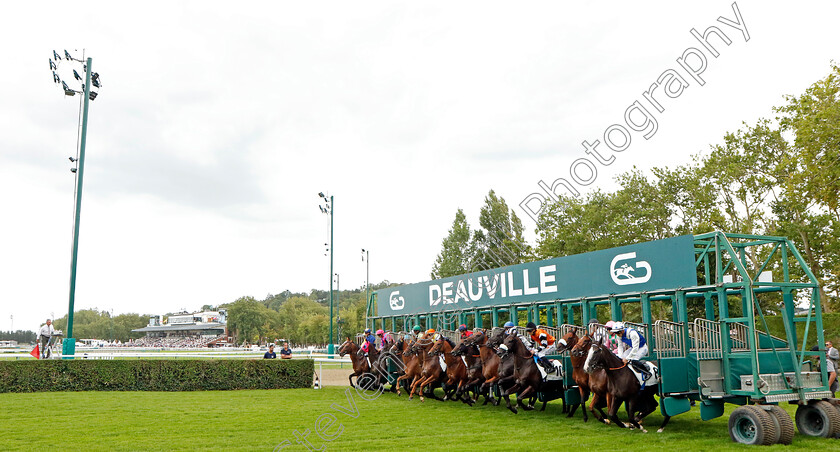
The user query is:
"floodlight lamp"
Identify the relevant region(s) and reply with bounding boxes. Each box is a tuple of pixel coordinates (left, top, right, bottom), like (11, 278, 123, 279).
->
(69, 157, 76, 162)
(62, 81, 75, 96)
(318, 192, 325, 198)
(70, 168, 77, 173)
(88, 91, 97, 101)
(91, 73, 101, 88)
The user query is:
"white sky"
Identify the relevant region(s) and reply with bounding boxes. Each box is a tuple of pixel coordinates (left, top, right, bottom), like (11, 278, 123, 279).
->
(1, 1, 838, 332)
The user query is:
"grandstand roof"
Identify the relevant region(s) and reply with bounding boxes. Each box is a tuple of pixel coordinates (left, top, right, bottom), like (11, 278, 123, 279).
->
(132, 323, 226, 333)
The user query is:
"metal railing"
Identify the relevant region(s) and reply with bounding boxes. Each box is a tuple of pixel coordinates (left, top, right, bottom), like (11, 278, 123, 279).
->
(692, 318, 723, 360)
(653, 320, 686, 359)
(560, 324, 585, 337)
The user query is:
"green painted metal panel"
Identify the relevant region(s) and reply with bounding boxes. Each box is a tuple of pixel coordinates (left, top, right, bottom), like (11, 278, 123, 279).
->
(700, 399, 724, 421)
(661, 396, 691, 417)
(565, 387, 581, 406)
(377, 235, 696, 316)
(660, 357, 693, 394)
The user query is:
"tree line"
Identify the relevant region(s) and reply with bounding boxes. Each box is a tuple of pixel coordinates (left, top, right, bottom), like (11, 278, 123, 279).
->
(0, 330, 36, 343)
(433, 64, 840, 312)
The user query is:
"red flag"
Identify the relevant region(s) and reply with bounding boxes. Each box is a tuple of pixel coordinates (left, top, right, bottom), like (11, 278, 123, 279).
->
(30, 345, 40, 359)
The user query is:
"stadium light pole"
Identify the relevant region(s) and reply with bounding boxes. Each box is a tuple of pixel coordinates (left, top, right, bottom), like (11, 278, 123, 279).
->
(334, 273, 340, 322)
(318, 193, 335, 355)
(50, 50, 102, 358)
(361, 249, 370, 309)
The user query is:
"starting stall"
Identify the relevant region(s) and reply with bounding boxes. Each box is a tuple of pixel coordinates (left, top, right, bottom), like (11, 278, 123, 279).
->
(366, 232, 837, 445)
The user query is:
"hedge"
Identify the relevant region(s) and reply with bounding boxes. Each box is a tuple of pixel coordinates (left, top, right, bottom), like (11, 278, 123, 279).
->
(0, 359, 313, 393)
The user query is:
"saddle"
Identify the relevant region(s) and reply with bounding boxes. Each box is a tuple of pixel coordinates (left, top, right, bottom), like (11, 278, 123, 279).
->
(534, 356, 563, 381)
(627, 360, 659, 389)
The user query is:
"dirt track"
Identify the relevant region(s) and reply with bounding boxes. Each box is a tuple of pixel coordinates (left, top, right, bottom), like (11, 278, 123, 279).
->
(316, 367, 354, 386)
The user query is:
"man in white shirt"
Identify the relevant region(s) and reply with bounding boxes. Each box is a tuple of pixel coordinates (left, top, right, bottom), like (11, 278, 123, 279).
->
(37, 319, 56, 359)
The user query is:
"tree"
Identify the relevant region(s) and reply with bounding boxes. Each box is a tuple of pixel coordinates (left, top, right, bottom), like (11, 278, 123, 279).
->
(470, 190, 532, 270)
(431, 209, 472, 279)
(226, 296, 271, 344)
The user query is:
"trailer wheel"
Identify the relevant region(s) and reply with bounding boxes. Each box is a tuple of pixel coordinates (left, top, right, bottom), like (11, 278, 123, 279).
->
(729, 406, 776, 445)
(766, 405, 795, 445)
(795, 400, 840, 438)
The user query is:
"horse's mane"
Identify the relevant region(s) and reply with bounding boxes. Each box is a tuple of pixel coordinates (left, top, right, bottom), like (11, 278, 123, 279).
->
(444, 337, 456, 348)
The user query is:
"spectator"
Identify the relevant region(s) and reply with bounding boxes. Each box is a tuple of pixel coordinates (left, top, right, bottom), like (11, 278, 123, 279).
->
(263, 344, 276, 359)
(827, 340, 839, 395)
(280, 342, 292, 359)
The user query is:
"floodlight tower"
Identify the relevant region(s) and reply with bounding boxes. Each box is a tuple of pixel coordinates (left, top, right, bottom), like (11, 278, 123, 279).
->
(49, 49, 103, 358)
(318, 193, 335, 355)
(361, 248, 370, 311)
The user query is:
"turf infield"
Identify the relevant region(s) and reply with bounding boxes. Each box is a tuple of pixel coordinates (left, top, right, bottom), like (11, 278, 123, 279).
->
(0, 386, 835, 451)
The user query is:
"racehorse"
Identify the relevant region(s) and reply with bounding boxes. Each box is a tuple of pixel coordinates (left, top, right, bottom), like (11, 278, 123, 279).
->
(486, 328, 531, 414)
(499, 330, 563, 413)
(408, 337, 445, 401)
(567, 334, 610, 423)
(584, 342, 670, 432)
(372, 339, 401, 392)
(338, 338, 369, 388)
(430, 335, 469, 402)
(451, 335, 485, 405)
(393, 336, 422, 396)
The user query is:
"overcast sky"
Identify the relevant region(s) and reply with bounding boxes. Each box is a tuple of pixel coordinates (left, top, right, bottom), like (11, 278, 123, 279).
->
(1, 1, 838, 332)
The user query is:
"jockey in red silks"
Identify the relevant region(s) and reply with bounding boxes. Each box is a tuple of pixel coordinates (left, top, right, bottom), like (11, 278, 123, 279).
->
(458, 324, 473, 340)
(361, 328, 376, 356)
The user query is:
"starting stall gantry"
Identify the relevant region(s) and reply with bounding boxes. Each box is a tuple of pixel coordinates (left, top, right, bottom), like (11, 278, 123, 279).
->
(367, 232, 838, 444)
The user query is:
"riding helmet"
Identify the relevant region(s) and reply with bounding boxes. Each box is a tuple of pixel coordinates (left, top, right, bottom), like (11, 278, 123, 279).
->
(503, 321, 515, 328)
(458, 324, 467, 332)
(526, 322, 537, 332)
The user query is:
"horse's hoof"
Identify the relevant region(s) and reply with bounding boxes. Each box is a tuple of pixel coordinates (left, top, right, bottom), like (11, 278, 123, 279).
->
(420, 397, 425, 402)
(509, 407, 518, 414)
(656, 428, 664, 433)
(641, 428, 648, 433)
(604, 419, 610, 425)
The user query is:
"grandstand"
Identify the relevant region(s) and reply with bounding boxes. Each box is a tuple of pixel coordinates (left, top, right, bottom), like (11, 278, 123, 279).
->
(132, 309, 229, 348)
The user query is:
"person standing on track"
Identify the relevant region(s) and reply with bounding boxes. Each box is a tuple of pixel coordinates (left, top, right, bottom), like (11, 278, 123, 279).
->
(37, 319, 55, 359)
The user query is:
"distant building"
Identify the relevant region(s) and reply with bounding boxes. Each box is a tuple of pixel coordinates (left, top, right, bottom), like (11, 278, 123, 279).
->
(132, 309, 228, 347)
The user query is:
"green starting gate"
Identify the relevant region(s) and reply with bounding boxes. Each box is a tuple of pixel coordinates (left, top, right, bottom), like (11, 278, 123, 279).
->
(365, 232, 838, 444)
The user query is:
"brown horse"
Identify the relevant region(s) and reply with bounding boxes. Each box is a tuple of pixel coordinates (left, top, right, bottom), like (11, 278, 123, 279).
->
(473, 330, 505, 406)
(487, 329, 531, 413)
(584, 342, 669, 432)
(568, 334, 610, 423)
(392, 336, 421, 396)
(499, 330, 562, 412)
(408, 338, 445, 401)
(451, 335, 485, 405)
(430, 335, 469, 402)
(338, 338, 369, 388)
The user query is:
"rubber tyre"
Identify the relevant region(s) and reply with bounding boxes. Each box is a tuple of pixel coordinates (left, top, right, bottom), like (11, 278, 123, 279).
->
(744, 406, 780, 445)
(729, 406, 776, 445)
(766, 405, 795, 445)
(795, 401, 840, 437)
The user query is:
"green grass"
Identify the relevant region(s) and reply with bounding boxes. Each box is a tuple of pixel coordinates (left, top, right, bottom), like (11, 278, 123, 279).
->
(0, 387, 833, 451)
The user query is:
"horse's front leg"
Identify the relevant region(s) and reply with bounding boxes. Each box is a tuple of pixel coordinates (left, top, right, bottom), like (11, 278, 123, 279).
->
(608, 397, 627, 428)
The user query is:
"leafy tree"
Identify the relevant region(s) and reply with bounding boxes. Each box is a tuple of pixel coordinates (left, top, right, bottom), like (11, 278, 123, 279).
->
(431, 209, 472, 279)
(470, 190, 532, 270)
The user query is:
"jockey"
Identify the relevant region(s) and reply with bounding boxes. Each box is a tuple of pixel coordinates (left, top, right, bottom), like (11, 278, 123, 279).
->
(376, 329, 392, 351)
(610, 322, 651, 381)
(500, 321, 535, 353)
(603, 321, 620, 354)
(458, 324, 473, 339)
(411, 325, 423, 340)
(526, 322, 556, 372)
(361, 328, 376, 356)
(425, 328, 437, 341)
